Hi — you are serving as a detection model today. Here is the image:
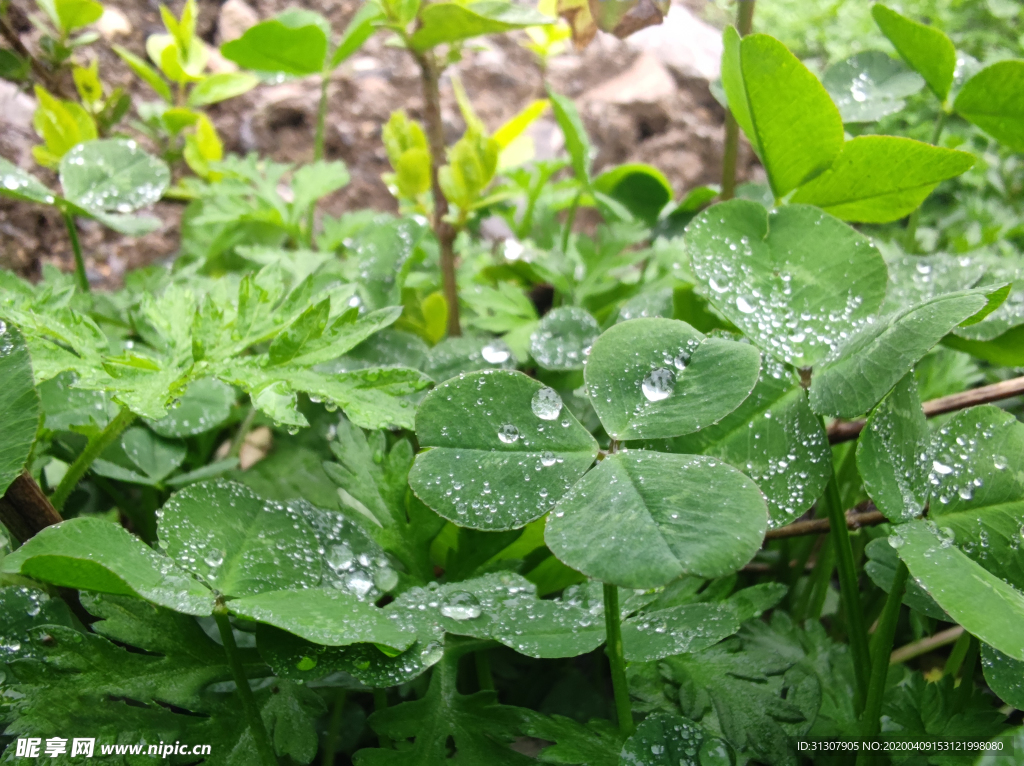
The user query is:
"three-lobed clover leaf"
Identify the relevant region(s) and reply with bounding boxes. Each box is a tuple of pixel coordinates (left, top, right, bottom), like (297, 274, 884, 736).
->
(822, 51, 925, 124)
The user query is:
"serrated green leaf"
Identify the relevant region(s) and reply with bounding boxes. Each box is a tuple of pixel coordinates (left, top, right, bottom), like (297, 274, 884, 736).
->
(790, 136, 974, 223)
(545, 451, 768, 588)
(409, 370, 598, 531)
(0, 517, 214, 615)
(158, 479, 323, 598)
(687, 201, 888, 369)
(585, 318, 761, 440)
(0, 322, 40, 497)
(872, 4, 957, 102)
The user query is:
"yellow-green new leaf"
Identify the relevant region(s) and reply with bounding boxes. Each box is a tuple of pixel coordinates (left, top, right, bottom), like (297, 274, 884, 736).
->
(954, 61, 1024, 152)
(871, 4, 956, 102)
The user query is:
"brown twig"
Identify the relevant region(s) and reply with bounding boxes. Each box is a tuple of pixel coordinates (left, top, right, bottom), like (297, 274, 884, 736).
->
(0, 15, 67, 97)
(0, 471, 63, 543)
(413, 48, 461, 337)
(828, 375, 1024, 444)
(764, 506, 886, 540)
(890, 625, 964, 665)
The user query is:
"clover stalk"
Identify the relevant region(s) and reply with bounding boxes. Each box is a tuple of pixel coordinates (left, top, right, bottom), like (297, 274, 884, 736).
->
(720, 0, 756, 200)
(50, 406, 137, 511)
(603, 583, 634, 737)
(213, 605, 278, 766)
(306, 73, 330, 245)
(411, 46, 462, 337)
(903, 110, 947, 252)
(62, 210, 89, 293)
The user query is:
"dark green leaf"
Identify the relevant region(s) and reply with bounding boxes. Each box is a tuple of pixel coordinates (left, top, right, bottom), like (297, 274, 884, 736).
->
(529, 306, 599, 371)
(592, 163, 673, 225)
(0, 322, 40, 496)
(981, 643, 1024, 711)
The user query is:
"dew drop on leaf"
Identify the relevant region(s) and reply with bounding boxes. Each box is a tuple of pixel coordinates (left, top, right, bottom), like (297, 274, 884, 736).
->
(497, 423, 520, 443)
(481, 340, 512, 365)
(531, 387, 562, 420)
(642, 368, 675, 402)
(203, 549, 224, 568)
(440, 591, 481, 620)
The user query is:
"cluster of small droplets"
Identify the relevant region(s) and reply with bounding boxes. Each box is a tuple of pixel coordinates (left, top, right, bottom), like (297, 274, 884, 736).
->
(927, 421, 992, 507)
(529, 307, 599, 370)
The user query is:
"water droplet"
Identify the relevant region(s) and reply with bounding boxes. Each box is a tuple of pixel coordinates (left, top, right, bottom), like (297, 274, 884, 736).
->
(994, 455, 1008, 470)
(204, 549, 224, 568)
(541, 451, 557, 467)
(531, 387, 562, 420)
(735, 296, 756, 314)
(931, 460, 953, 475)
(481, 341, 512, 365)
(326, 543, 354, 572)
(497, 424, 520, 443)
(440, 591, 481, 621)
(642, 368, 675, 402)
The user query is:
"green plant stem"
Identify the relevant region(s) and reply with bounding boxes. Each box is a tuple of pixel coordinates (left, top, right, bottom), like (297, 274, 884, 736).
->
(858, 559, 908, 757)
(50, 406, 136, 511)
(62, 211, 89, 293)
(561, 191, 581, 254)
(602, 583, 634, 737)
(822, 455, 872, 713)
(953, 636, 979, 712)
(413, 48, 461, 337)
(475, 649, 495, 692)
(903, 111, 947, 252)
(943, 629, 973, 677)
(305, 74, 330, 247)
(213, 608, 277, 766)
(229, 406, 257, 459)
(719, 0, 756, 200)
(805, 536, 836, 621)
(373, 688, 392, 748)
(321, 688, 347, 766)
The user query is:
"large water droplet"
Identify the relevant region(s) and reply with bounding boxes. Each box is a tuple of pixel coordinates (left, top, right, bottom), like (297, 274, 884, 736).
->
(326, 543, 354, 572)
(481, 341, 512, 365)
(531, 386, 562, 421)
(735, 296, 756, 314)
(642, 368, 675, 402)
(204, 549, 224, 568)
(932, 460, 953, 475)
(440, 591, 482, 620)
(497, 424, 520, 443)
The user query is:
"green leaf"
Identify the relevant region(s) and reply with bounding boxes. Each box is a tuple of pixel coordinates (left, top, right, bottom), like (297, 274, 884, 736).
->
(864, 537, 947, 620)
(790, 136, 974, 223)
(228, 588, 415, 650)
(585, 318, 761, 440)
(31, 86, 97, 166)
(0, 517, 214, 615)
(981, 643, 1024, 711)
(424, 336, 517, 381)
(59, 139, 171, 214)
(113, 44, 173, 103)
(0, 322, 40, 497)
(592, 163, 673, 225)
(622, 602, 742, 663)
(822, 51, 925, 123)
(529, 306, 599, 371)
(954, 60, 1024, 152)
(545, 451, 768, 588)
(409, 370, 599, 531)
(158, 479, 323, 598)
(268, 298, 330, 365)
(809, 287, 1001, 418)
(665, 354, 830, 527)
(687, 200, 888, 369)
(871, 4, 957, 102)
(856, 374, 930, 523)
(330, 0, 385, 68)
(892, 521, 1024, 661)
(291, 160, 351, 219)
(121, 425, 187, 480)
(619, 713, 723, 766)
(219, 19, 328, 75)
(409, 1, 552, 52)
(0, 157, 57, 205)
(490, 594, 606, 658)
(53, 0, 103, 33)
(186, 71, 259, 107)
(146, 377, 237, 438)
(547, 87, 592, 183)
(720, 30, 843, 199)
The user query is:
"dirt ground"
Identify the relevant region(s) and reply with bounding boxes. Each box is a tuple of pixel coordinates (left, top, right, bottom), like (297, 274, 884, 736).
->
(0, 0, 760, 287)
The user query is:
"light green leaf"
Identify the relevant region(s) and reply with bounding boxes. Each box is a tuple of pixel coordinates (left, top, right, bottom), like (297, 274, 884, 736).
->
(665, 354, 830, 527)
(268, 298, 330, 366)
(409, 1, 552, 52)
(872, 4, 956, 102)
(286, 306, 402, 368)
(228, 588, 415, 650)
(0, 322, 40, 497)
(981, 644, 1024, 711)
(622, 602, 741, 662)
(822, 51, 925, 123)
(545, 451, 768, 588)
(808, 287, 998, 418)
(291, 160, 351, 219)
(53, 0, 103, 32)
(409, 370, 599, 531)
(165, 458, 239, 488)
(547, 87, 591, 183)
(954, 61, 1024, 152)
(187, 72, 259, 107)
(0, 517, 214, 615)
(856, 374, 930, 523)
(219, 20, 328, 75)
(687, 200, 888, 369)
(790, 136, 974, 223)
(592, 163, 673, 225)
(330, 0, 385, 68)
(158, 480, 323, 598)
(0, 157, 57, 205)
(720, 31, 843, 198)
(529, 306, 599, 371)
(113, 44, 173, 102)
(146, 377, 236, 438)
(893, 521, 1024, 661)
(585, 318, 761, 440)
(59, 139, 171, 214)
(119, 426, 187, 481)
